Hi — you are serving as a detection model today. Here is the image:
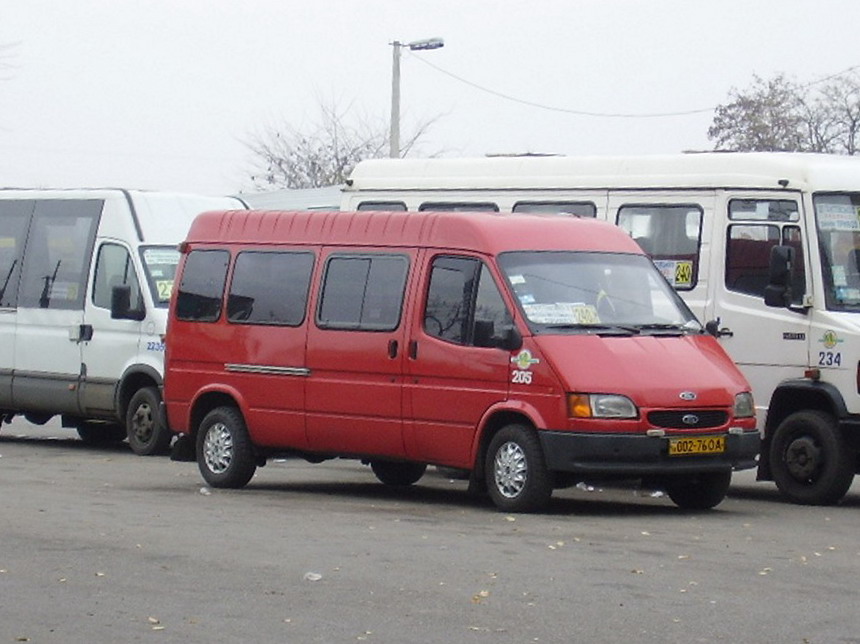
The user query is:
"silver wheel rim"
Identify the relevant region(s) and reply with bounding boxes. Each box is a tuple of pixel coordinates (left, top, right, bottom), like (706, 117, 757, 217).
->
(494, 440, 527, 499)
(203, 423, 233, 474)
(130, 402, 154, 443)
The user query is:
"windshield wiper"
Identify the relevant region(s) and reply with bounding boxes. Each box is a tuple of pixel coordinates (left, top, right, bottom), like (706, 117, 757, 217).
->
(542, 323, 640, 336)
(634, 323, 698, 335)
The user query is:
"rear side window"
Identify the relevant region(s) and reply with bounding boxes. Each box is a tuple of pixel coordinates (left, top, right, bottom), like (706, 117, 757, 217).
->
(357, 201, 407, 211)
(176, 250, 230, 322)
(513, 201, 596, 217)
(418, 202, 499, 212)
(317, 254, 409, 331)
(227, 251, 314, 326)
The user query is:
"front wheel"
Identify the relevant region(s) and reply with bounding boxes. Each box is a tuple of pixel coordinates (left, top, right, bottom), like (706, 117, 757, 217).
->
(370, 461, 427, 486)
(196, 406, 256, 488)
(665, 470, 731, 510)
(126, 386, 171, 456)
(485, 424, 552, 513)
(769, 410, 854, 505)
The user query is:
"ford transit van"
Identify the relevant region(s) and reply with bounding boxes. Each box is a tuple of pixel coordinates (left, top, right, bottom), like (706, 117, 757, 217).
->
(165, 209, 759, 512)
(0, 189, 246, 454)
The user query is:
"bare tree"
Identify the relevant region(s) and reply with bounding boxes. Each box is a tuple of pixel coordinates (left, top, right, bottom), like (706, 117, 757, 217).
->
(245, 100, 436, 190)
(707, 71, 860, 155)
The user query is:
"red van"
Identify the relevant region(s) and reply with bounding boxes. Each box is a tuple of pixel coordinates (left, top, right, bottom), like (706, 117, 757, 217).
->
(164, 209, 759, 512)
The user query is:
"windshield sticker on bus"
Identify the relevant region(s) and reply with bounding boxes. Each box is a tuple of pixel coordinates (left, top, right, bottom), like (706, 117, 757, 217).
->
(0, 237, 15, 248)
(509, 274, 526, 285)
(156, 280, 174, 300)
(652, 259, 693, 287)
(143, 248, 181, 265)
(817, 203, 860, 231)
(523, 302, 600, 324)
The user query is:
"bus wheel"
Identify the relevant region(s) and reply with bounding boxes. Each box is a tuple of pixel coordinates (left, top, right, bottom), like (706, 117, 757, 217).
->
(485, 424, 552, 513)
(196, 406, 256, 489)
(126, 387, 171, 456)
(665, 471, 731, 510)
(769, 410, 854, 505)
(370, 461, 427, 486)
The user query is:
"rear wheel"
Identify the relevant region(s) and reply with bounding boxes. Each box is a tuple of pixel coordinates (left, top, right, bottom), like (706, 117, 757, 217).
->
(126, 386, 171, 456)
(196, 406, 256, 488)
(769, 410, 854, 505)
(485, 424, 552, 513)
(370, 461, 427, 486)
(665, 470, 731, 510)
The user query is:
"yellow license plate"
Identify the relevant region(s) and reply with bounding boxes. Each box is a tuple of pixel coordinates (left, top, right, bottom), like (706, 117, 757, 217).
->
(668, 435, 726, 456)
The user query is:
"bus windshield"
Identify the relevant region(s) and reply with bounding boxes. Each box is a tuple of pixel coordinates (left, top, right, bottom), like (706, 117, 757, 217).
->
(814, 193, 860, 312)
(139, 246, 181, 307)
(498, 251, 701, 334)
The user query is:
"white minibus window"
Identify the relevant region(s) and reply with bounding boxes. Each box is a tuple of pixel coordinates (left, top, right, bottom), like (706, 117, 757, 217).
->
(512, 201, 596, 217)
(418, 202, 499, 212)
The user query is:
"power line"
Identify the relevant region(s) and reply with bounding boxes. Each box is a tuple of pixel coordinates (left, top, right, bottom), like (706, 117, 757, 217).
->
(408, 52, 860, 120)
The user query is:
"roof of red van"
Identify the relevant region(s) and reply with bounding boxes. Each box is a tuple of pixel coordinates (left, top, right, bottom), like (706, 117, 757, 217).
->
(185, 209, 643, 255)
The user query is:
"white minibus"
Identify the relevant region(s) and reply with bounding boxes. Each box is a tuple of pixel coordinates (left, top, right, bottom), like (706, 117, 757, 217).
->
(0, 189, 246, 454)
(342, 152, 860, 505)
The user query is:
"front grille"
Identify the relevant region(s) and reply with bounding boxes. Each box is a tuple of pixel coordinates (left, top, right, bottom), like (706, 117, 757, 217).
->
(647, 410, 728, 429)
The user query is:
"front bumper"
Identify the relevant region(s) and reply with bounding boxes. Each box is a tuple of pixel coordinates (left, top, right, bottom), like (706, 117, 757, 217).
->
(539, 430, 760, 477)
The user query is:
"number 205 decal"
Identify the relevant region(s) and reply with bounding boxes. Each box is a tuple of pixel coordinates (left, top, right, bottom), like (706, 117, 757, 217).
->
(511, 370, 533, 384)
(818, 351, 842, 367)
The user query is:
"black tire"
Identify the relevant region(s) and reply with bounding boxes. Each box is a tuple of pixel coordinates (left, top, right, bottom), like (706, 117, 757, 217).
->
(196, 406, 256, 488)
(77, 422, 127, 444)
(769, 410, 854, 505)
(665, 470, 731, 510)
(485, 424, 552, 513)
(371, 461, 427, 486)
(126, 386, 171, 456)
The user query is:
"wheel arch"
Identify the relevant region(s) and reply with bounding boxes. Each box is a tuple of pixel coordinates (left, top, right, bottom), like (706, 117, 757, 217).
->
(187, 386, 246, 440)
(116, 364, 162, 420)
(759, 379, 848, 479)
(471, 403, 541, 484)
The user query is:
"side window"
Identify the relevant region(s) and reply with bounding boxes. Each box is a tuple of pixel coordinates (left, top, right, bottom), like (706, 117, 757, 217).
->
(0, 200, 34, 308)
(357, 201, 407, 211)
(92, 243, 142, 310)
(18, 199, 102, 310)
(424, 256, 512, 346)
(419, 202, 499, 212)
(175, 250, 230, 322)
(725, 225, 780, 297)
(227, 251, 314, 325)
(513, 201, 596, 217)
(616, 204, 702, 290)
(317, 254, 409, 331)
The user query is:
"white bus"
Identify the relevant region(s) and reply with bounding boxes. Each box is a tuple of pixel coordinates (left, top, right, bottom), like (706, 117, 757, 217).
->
(342, 152, 860, 505)
(0, 189, 246, 454)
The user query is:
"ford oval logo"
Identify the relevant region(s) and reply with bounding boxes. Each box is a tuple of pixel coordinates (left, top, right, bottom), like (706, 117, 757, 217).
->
(682, 414, 700, 426)
(679, 391, 697, 401)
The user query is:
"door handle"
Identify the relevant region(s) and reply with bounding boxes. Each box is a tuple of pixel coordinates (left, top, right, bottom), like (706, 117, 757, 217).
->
(388, 339, 398, 359)
(408, 340, 418, 359)
(69, 324, 94, 342)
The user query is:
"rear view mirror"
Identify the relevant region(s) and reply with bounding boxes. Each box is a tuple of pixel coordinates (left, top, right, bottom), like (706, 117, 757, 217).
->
(473, 319, 522, 351)
(111, 285, 146, 321)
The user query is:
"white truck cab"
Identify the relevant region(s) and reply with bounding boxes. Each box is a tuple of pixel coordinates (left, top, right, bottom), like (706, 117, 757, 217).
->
(0, 188, 246, 454)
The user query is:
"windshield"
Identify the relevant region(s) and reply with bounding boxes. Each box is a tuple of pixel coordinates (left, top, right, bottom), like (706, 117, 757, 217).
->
(497, 251, 701, 334)
(139, 245, 180, 307)
(814, 193, 860, 312)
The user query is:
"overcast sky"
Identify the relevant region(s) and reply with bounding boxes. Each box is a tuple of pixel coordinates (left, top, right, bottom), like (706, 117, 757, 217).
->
(1, 0, 859, 196)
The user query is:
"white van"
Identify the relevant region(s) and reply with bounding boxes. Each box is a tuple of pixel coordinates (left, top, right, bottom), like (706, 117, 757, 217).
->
(0, 189, 246, 454)
(342, 152, 860, 505)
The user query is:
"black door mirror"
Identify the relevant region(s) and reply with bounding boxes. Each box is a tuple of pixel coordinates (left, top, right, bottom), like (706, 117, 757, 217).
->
(764, 245, 794, 308)
(111, 285, 145, 321)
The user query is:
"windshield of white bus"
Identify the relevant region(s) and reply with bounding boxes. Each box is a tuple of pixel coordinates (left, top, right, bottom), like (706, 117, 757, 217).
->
(498, 251, 701, 334)
(814, 193, 860, 312)
(139, 246, 180, 307)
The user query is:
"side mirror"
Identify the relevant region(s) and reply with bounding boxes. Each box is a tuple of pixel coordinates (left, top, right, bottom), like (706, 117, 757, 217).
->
(473, 320, 523, 351)
(111, 285, 146, 321)
(764, 245, 794, 308)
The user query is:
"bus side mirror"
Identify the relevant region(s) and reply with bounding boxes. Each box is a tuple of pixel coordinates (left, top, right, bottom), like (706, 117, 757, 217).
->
(764, 245, 794, 308)
(111, 285, 146, 321)
(473, 319, 522, 351)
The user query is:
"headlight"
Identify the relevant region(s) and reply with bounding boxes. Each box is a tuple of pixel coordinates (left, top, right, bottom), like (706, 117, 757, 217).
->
(568, 393, 638, 419)
(733, 392, 755, 418)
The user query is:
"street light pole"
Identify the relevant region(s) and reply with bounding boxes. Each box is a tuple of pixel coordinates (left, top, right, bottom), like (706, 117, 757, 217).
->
(389, 37, 444, 159)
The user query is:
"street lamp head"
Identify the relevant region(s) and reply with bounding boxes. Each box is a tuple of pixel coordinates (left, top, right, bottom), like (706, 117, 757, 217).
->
(407, 37, 444, 51)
